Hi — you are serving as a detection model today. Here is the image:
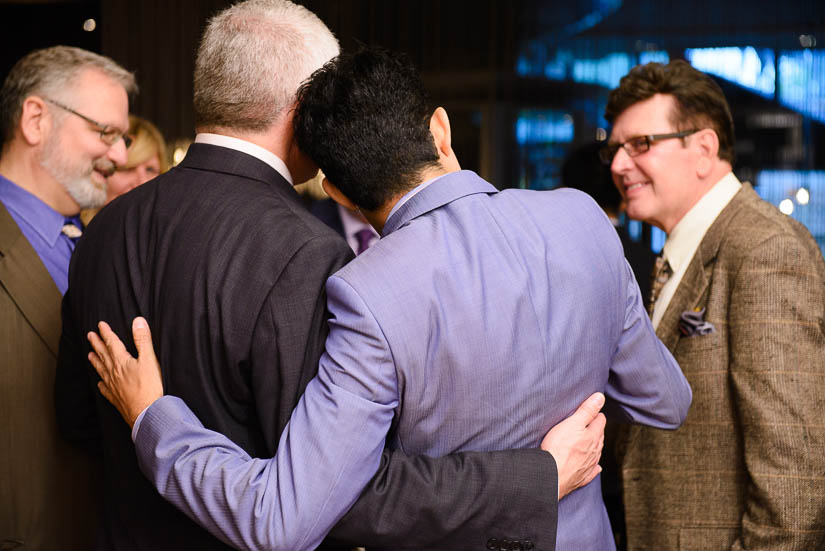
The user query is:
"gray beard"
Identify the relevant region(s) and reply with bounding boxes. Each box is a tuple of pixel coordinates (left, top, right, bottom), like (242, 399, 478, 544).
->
(38, 134, 108, 209)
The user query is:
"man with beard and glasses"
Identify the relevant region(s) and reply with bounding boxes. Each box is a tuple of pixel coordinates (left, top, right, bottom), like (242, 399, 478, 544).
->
(0, 45, 135, 550)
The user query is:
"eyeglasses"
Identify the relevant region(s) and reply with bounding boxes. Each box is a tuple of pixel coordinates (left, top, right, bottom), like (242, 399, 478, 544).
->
(598, 129, 699, 165)
(43, 98, 132, 148)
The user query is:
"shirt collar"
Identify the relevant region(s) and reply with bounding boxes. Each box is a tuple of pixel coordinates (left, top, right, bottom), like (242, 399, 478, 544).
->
(663, 171, 742, 274)
(0, 174, 65, 246)
(195, 133, 293, 185)
(386, 172, 450, 221)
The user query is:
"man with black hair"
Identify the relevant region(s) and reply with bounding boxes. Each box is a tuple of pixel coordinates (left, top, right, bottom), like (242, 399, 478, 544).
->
(86, 48, 691, 550)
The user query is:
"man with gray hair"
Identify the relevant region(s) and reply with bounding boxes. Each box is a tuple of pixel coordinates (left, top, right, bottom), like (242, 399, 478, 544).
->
(57, 0, 605, 550)
(0, 45, 135, 550)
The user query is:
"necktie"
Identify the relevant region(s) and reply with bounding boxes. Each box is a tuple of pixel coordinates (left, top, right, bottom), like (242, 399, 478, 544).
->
(647, 254, 672, 317)
(62, 216, 83, 246)
(354, 228, 374, 255)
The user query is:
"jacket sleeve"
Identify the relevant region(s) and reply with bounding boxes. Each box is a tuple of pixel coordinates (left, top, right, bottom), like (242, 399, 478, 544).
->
(605, 260, 692, 429)
(54, 288, 102, 455)
(134, 268, 560, 551)
(328, 447, 558, 550)
(729, 232, 825, 550)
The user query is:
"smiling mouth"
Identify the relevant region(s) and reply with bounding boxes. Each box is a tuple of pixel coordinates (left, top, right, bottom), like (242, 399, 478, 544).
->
(624, 181, 650, 194)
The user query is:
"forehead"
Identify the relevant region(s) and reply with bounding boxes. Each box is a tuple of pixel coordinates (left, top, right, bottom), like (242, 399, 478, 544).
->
(63, 68, 130, 130)
(609, 93, 676, 141)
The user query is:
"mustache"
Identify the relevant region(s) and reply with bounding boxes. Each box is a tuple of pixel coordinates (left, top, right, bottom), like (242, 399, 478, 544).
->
(94, 158, 116, 178)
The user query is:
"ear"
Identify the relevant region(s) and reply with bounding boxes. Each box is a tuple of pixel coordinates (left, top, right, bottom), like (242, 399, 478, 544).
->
(693, 128, 719, 179)
(429, 107, 453, 158)
(322, 177, 358, 212)
(19, 96, 49, 146)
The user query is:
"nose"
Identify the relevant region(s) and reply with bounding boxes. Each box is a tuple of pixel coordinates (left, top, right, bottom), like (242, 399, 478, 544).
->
(108, 137, 129, 167)
(610, 146, 634, 176)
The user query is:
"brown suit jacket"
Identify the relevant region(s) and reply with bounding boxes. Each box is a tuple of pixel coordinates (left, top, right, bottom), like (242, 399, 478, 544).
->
(621, 183, 825, 551)
(0, 203, 99, 550)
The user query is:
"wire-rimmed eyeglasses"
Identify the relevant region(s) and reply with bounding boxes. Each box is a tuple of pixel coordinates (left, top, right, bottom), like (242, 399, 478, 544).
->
(598, 129, 699, 165)
(43, 97, 132, 148)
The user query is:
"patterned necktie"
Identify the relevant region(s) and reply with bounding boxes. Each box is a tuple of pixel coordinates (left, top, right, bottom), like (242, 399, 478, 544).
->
(61, 216, 83, 246)
(647, 254, 672, 317)
(355, 228, 374, 255)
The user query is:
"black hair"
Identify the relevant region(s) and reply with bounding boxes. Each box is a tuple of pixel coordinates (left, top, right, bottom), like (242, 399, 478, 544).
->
(294, 47, 440, 212)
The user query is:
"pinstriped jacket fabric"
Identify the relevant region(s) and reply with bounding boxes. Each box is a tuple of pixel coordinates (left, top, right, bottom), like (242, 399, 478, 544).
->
(0, 203, 99, 550)
(621, 183, 825, 550)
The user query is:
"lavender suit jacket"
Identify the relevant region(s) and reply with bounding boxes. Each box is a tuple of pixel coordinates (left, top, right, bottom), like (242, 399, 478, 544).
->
(134, 170, 692, 550)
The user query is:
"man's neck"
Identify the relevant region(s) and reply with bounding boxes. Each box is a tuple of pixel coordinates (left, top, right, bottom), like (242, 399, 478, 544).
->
(0, 148, 79, 216)
(362, 164, 456, 233)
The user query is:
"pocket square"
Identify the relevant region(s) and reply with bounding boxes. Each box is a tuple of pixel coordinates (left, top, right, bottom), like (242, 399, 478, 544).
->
(679, 307, 716, 336)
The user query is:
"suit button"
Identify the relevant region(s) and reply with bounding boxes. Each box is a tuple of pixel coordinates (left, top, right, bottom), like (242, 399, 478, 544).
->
(499, 538, 511, 550)
(523, 541, 534, 550)
(511, 542, 523, 551)
(486, 538, 498, 550)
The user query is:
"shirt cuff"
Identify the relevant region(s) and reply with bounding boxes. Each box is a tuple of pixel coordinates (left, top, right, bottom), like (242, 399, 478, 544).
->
(131, 404, 151, 442)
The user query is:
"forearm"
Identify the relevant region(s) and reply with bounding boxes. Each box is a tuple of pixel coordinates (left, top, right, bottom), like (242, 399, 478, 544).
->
(329, 448, 558, 549)
(135, 378, 393, 551)
(607, 263, 691, 428)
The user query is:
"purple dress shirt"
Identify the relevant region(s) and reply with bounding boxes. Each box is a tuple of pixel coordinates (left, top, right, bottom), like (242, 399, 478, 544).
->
(0, 175, 76, 294)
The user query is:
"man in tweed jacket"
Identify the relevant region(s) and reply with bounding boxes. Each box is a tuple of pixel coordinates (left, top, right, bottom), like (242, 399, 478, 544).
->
(602, 59, 825, 550)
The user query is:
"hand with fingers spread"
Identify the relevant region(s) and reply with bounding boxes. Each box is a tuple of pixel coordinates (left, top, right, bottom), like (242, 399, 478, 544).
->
(541, 392, 606, 500)
(87, 317, 163, 428)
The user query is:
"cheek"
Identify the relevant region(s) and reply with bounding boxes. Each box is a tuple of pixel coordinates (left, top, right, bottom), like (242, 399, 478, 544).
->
(107, 172, 132, 195)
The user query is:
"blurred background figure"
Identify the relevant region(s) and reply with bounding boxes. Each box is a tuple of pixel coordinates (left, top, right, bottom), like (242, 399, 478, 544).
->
(107, 114, 168, 201)
(82, 114, 168, 224)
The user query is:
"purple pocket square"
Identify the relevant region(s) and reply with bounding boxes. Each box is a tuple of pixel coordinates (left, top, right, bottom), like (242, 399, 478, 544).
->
(679, 307, 716, 336)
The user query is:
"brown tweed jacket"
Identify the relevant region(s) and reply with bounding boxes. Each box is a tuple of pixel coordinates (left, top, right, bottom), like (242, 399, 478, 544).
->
(621, 183, 825, 551)
(0, 203, 99, 550)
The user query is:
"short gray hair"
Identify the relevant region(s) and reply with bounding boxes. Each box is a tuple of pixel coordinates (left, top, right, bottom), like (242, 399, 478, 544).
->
(0, 45, 137, 151)
(194, 0, 339, 132)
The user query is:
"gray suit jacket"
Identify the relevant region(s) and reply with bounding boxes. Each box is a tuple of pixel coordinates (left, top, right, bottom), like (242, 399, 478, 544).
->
(621, 183, 825, 550)
(0, 202, 99, 550)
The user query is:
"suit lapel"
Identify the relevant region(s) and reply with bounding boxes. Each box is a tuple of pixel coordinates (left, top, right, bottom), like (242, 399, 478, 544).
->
(656, 184, 751, 352)
(0, 203, 62, 357)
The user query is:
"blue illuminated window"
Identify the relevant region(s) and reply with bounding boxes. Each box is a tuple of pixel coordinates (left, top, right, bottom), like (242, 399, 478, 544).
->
(685, 47, 775, 98)
(638, 51, 670, 65)
(650, 226, 666, 254)
(515, 110, 575, 145)
(756, 170, 825, 255)
(516, 49, 669, 90)
(778, 50, 825, 124)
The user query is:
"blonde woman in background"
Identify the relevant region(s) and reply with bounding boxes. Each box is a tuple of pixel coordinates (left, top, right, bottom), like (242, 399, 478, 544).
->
(82, 114, 168, 224)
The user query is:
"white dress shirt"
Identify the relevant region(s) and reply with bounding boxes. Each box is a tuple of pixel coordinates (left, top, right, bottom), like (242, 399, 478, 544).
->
(195, 133, 293, 184)
(651, 172, 742, 329)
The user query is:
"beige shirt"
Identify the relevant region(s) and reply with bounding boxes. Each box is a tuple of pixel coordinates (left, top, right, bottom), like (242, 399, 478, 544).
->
(651, 172, 742, 329)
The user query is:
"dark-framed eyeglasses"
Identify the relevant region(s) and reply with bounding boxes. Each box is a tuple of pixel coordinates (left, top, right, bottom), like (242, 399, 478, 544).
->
(43, 97, 132, 148)
(598, 129, 699, 165)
